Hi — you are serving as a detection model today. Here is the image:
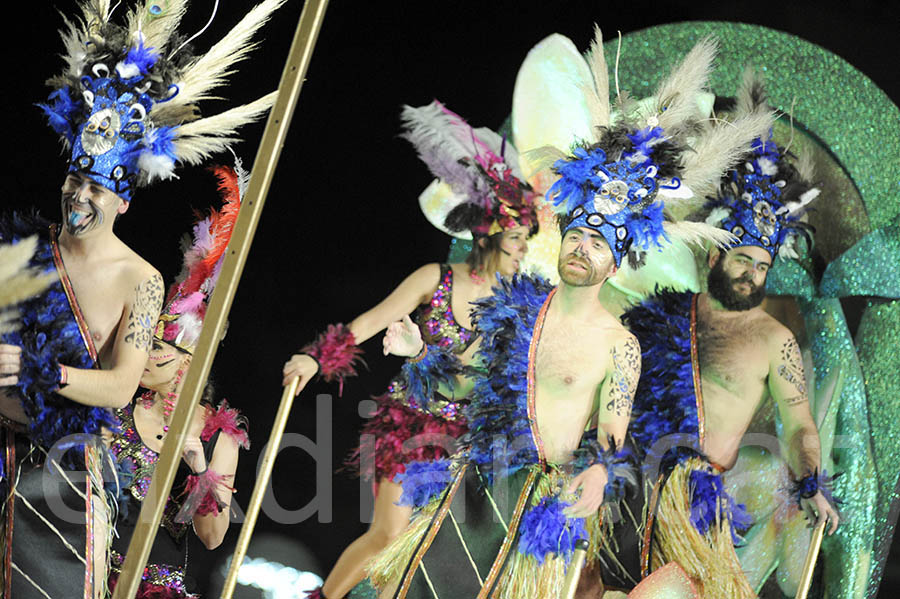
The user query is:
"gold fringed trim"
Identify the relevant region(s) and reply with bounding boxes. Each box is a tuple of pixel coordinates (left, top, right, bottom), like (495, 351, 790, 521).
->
(649, 458, 755, 599)
(689, 294, 705, 446)
(479, 469, 538, 598)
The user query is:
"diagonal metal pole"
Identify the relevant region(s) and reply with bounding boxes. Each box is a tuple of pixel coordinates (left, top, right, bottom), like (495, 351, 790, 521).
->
(220, 377, 299, 599)
(113, 1, 330, 597)
(795, 519, 827, 599)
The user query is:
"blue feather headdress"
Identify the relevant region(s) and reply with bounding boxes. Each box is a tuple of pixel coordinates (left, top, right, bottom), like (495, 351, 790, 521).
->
(39, 0, 284, 202)
(548, 125, 681, 267)
(705, 70, 819, 260)
(530, 29, 776, 268)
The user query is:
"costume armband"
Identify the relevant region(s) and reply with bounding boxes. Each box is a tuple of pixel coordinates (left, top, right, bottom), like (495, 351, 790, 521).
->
(301, 323, 365, 395)
(175, 468, 235, 522)
(201, 400, 250, 449)
(568, 433, 637, 504)
(791, 468, 840, 507)
(400, 343, 463, 406)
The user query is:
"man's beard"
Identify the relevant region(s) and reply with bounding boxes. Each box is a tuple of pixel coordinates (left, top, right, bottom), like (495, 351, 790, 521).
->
(707, 259, 766, 311)
(557, 252, 607, 287)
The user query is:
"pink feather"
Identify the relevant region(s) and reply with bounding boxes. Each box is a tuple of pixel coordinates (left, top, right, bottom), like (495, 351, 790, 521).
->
(201, 400, 250, 449)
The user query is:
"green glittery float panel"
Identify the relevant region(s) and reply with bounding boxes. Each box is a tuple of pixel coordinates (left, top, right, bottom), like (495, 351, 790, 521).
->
(854, 300, 900, 590)
(801, 297, 877, 599)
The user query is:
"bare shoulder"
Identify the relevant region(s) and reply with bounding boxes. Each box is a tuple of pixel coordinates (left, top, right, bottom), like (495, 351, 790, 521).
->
(602, 316, 637, 348)
(609, 328, 640, 361)
(407, 262, 442, 292)
(758, 310, 795, 348)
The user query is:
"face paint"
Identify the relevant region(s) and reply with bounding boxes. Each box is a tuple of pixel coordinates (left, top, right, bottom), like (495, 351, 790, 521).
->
(557, 229, 614, 286)
(60, 176, 116, 236)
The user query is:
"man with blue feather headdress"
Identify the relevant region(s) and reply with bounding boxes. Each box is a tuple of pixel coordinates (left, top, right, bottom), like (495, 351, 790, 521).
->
(0, 0, 283, 596)
(621, 72, 840, 599)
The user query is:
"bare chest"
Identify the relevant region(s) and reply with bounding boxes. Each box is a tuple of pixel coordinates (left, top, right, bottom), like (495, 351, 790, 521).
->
(697, 315, 768, 399)
(534, 323, 608, 394)
(62, 262, 127, 362)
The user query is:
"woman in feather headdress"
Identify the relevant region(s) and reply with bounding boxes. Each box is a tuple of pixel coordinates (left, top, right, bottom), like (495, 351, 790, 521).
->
(107, 163, 250, 598)
(281, 101, 540, 599)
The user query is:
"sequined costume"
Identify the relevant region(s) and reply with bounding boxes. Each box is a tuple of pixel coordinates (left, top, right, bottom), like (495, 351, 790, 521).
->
(107, 400, 249, 598)
(348, 264, 473, 484)
(622, 290, 756, 599)
(0, 214, 117, 599)
(367, 275, 639, 599)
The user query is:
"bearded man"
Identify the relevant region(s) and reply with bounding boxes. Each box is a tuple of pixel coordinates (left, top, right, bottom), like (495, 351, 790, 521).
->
(623, 126, 840, 599)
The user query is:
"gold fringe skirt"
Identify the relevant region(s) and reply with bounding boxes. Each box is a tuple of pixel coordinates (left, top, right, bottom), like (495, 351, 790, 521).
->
(648, 457, 755, 599)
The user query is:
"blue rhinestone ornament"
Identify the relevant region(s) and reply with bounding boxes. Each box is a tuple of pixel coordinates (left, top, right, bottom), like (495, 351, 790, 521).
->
(68, 73, 156, 202)
(711, 134, 813, 259)
(548, 126, 672, 267)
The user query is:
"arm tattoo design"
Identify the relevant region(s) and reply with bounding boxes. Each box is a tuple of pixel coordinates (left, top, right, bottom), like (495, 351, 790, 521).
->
(123, 274, 163, 352)
(784, 395, 808, 406)
(776, 337, 807, 397)
(606, 336, 640, 417)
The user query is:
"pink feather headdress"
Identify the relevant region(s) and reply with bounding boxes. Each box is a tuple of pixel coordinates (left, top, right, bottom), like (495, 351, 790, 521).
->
(154, 158, 246, 353)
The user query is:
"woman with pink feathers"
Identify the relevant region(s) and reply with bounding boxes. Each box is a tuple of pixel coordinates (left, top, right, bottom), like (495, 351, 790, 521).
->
(107, 163, 251, 598)
(282, 101, 541, 599)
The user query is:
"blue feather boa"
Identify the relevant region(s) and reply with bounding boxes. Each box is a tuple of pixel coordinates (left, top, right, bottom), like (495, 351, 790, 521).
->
(622, 289, 751, 540)
(400, 344, 463, 408)
(462, 274, 554, 484)
(0, 213, 118, 468)
(518, 496, 587, 565)
(395, 458, 454, 508)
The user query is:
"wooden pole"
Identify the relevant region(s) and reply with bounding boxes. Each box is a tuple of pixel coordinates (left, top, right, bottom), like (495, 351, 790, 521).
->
(113, 1, 330, 596)
(795, 519, 827, 599)
(220, 377, 299, 599)
(561, 539, 589, 599)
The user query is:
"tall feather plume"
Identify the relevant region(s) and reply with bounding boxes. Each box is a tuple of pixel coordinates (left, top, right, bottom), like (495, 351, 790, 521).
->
(679, 110, 775, 205)
(172, 91, 277, 165)
(54, 15, 90, 84)
(794, 145, 816, 183)
(652, 36, 717, 132)
(0, 237, 55, 335)
(399, 101, 484, 195)
(582, 26, 611, 135)
(735, 67, 769, 116)
(155, 0, 286, 113)
(521, 145, 568, 179)
(52, 0, 113, 86)
(663, 221, 737, 249)
(126, 0, 190, 51)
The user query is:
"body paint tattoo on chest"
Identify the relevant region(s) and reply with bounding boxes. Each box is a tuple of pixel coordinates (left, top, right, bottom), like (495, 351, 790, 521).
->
(124, 274, 163, 351)
(606, 336, 640, 417)
(777, 337, 807, 396)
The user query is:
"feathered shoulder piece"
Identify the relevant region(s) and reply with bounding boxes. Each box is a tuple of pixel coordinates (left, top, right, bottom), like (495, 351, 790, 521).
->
(38, 0, 283, 201)
(401, 100, 539, 239)
(533, 28, 773, 268)
(463, 274, 554, 483)
(705, 69, 820, 260)
(201, 399, 249, 449)
(620, 288, 701, 468)
(155, 156, 245, 353)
